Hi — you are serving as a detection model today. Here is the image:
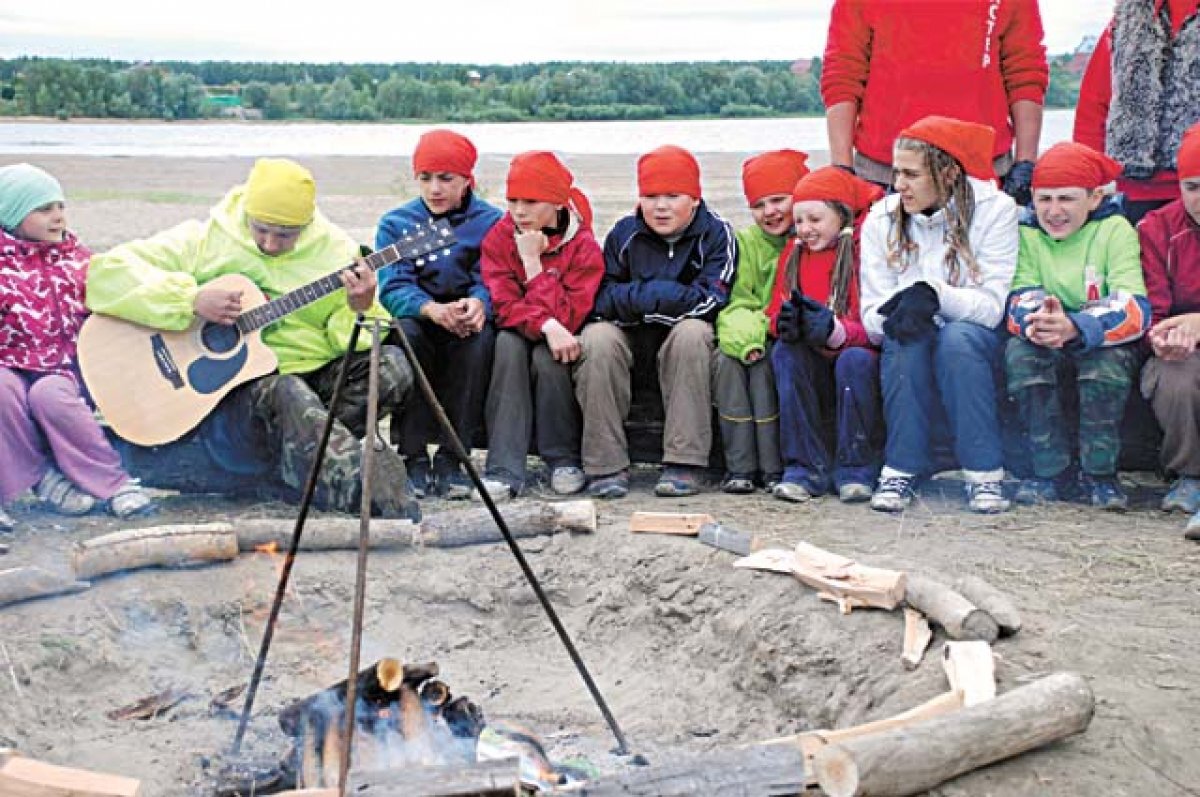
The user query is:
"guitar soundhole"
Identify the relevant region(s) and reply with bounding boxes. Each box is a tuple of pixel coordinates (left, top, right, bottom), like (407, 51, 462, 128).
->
(201, 322, 242, 355)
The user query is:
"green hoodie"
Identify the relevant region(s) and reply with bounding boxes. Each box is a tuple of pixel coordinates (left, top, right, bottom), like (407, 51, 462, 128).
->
(87, 185, 387, 375)
(716, 224, 789, 361)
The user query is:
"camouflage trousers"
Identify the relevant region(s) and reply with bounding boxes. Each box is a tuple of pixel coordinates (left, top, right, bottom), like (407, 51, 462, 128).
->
(1005, 338, 1139, 478)
(243, 345, 416, 516)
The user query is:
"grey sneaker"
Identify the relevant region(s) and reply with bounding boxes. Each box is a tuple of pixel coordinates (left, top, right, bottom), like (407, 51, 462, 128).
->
(471, 477, 514, 503)
(550, 466, 586, 496)
(871, 474, 916, 513)
(772, 481, 811, 503)
(108, 481, 157, 518)
(36, 468, 96, 516)
(1185, 510, 1200, 541)
(1162, 477, 1200, 514)
(838, 482, 873, 503)
(967, 480, 1011, 514)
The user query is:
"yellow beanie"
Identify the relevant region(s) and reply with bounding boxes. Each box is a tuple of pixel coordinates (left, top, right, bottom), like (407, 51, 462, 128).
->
(243, 158, 316, 226)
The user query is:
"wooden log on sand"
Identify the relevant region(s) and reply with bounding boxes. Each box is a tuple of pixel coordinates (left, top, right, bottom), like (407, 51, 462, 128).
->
(72, 523, 239, 580)
(0, 566, 90, 608)
(0, 755, 141, 796)
(904, 575, 998, 642)
(420, 500, 596, 547)
(349, 758, 521, 796)
(278, 659, 434, 735)
(735, 543, 906, 613)
(562, 745, 806, 796)
(953, 574, 1022, 636)
(233, 518, 420, 552)
(813, 671, 1094, 797)
(901, 607, 933, 670)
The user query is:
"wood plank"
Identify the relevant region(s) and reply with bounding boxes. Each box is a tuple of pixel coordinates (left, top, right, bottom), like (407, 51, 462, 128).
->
(628, 512, 715, 536)
(0, 757, 141, 796)
(901, 607, 933, 670)
(941, 641, 996, 707)
(348, 758, 521, 796)
(790, 542, 906, 613)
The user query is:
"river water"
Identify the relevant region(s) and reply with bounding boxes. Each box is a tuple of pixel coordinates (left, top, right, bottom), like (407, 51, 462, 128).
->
(0, 109, 1075, 157)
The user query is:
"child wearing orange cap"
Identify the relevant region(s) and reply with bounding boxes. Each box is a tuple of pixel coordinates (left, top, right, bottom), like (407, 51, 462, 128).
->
(377, 130, 504, 499)
(859, 115, 1019, 514)
(1138, 120, 1200, 537)
(767, 167, 885, 504)
(575, 145, 735, 498)
(713, 149, 809, 494)
(1005, 142, 1149, 511)
(476, 151, 604, 501)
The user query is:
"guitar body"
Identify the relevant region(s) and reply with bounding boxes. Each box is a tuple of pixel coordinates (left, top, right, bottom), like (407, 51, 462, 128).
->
(78, 273, 279, 446)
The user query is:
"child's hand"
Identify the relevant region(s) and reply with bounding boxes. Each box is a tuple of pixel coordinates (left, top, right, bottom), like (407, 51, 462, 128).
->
(194, 288, 243, 325)
(515, 229, 548, 280)
(1025, 296, 1078, 348)
(1149, 313, 1200, 360)
(459, 297, 486, 335)
(543, 319, 581, 363)
(423, 301, 469, 336)
(339, 258, 376, 313)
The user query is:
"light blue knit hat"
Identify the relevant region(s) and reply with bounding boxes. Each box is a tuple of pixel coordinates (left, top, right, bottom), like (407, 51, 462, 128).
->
(0, 163, 65, 231)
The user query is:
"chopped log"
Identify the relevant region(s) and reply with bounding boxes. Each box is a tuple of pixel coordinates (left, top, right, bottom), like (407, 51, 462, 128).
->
(0, 566, 89, 608)
(234, 518, 419, 552)
(419, 679, 451, 709)
(278, 659, 436, 735)
(348, 757, 521, 796)
(904, 575, 998, 642)
(813, 671, 1094, 797)
(697, 522, 762, 555)
(628, 512, 715, 536)
(420, 500, 596, 547)
(740, 542, 904, 613)
(953, 574, 1022, 636)
(562, 745, 806, 796)
(71, 523, 238, 580)
(941, 641, 996, 707)
(901, 607, 933, 670)
(0, 756, 142, 796)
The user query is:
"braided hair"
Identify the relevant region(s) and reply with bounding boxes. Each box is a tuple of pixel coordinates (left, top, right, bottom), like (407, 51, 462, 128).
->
(782, 200, 855, 317)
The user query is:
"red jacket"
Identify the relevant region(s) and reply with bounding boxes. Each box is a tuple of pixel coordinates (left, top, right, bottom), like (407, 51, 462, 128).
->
(0, 228, 91, 378)
(765, 239, 872, 352)
(481, 212, 604, 340)
(821, 0, 1048, 166)
(1138, 199, 1200, 326)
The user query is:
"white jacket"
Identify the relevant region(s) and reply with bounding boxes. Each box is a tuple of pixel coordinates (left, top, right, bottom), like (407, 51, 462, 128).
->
(859, 177, 1018, 344)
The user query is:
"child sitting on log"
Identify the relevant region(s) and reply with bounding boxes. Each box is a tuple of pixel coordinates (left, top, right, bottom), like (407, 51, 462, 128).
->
(0, 164, 155, 528)
(1005, 142, 1149, 510)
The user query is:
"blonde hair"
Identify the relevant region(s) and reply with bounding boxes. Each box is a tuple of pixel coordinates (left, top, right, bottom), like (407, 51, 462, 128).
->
(887, 138, 981, 285)
(783, 200, 855, 317)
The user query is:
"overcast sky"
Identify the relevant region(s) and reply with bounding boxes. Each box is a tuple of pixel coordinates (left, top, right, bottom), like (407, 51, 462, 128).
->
(1, 1, 1112, 64)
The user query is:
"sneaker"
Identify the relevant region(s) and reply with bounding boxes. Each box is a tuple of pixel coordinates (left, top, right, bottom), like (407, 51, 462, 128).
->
(966, 480, 1011, 514)
(471, 477, 514, 503)
(550, 466, 587, 496)
(761, 473, 783, 492)
(108, 481, 157, 518)
(1014, 477, 1057, 506)
(1162, 477, 1200, 514)
(720, 473, 756, 494)
(406, 455, 432, 500)
(587, 470, 629, 499)
(655, 465, 703, 497)
(0, 505, 13, 532)
(1185, 510, 1200, 541)
(440, 468, 472, 500)
(871, 473, 916, 513)
(36, 468, 96, 516)
(772, 481, 811, 503)
(838, 482, 873, 503)
(1082, 474, 1128, 512)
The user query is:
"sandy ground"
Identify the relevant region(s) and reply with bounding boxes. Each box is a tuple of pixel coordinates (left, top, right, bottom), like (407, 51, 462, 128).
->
(0, 155, 1198, 796)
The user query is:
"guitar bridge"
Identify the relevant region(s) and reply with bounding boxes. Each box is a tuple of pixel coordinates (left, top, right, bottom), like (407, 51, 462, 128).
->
(151, 334, 185, 389)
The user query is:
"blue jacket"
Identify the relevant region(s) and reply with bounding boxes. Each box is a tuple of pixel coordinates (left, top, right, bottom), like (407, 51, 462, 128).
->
(376, 192, 503, 319)
(594, 200, 736, 326)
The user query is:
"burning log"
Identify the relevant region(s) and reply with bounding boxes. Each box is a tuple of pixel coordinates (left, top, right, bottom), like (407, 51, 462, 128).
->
(347, 758, 522, 796)
(278, 659, 433, 736)
(0, 566, 89, 608)
(441, 696, 485, 740)
(234, 518, 419, 552)
(812, 672, 1094, 797)
(71, 523, 238, 580)
(559, 745, 806, 795)
(419, 679, 451, 710)
(0, 755, 141, 796)
(953, 574, 1022, 636)
(903, 575, 998, 642)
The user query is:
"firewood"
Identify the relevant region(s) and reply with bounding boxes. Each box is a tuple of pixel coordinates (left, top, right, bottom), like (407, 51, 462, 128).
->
(0, 566, 89, 608)
(278, 659, 436, 735)
(319, 716, 345, 788)
(813, 672, 1094, 797)
(419, 679, 451, 709)
(904, 575, 998, 642)
(953, 574, 1022, 636)
(348, 758, 521, 796)
(558, 745, 806, 796)
(736, 543, 905, 613)
(901, 607, 933, 670)
(234, 518, 420, 552)
(71, 523, 238, 580)
(421, 500, 596, 547)
(941, 641, 996, 707)
(628, 511, 715, 536)
(299, 715, 322, 790)
(0, 756, 142, 796)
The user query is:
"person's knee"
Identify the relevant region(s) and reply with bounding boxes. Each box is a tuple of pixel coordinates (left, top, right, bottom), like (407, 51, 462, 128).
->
(665, 319, 714, 356)
(26, 375, 80, 417)
(530, 341, 566, 378)
(937, 321, 996, 362)
(834, 347, 875, 382)
(579, 322, 630, 367)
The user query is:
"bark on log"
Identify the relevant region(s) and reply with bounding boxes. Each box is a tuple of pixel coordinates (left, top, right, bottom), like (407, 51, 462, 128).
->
(953, 574, 1022, 636)
(72, 523, 238, 580)
(420, 500, 596, 547)
(0, 567, 90, 608)
(562, 745, 806, 796)
(234, 518, 420, 552)
(904, 575, 998, 642)
(813, 671, 1095, 797)
(0, 756, 142, 796)
(348, 758, 521, 796)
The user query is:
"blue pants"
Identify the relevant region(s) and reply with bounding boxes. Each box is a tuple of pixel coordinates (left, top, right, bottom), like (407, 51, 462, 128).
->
(881, 321, 1004, 477)
(771, 341, 881, 493)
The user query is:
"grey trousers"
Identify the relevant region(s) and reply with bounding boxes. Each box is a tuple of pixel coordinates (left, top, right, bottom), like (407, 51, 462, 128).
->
(573, 319, 715, 475)
(712, 349, 781, 478)
(1141, 352, 1200, 476)
(484, 329, 581, 489)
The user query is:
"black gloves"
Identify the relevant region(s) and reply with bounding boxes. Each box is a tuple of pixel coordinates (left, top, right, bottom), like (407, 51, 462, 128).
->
(1002, 159, 1035, 207)
(776, 289, 804, 343)
(878, 281, 939, 343)
(798, 295, 835, 347)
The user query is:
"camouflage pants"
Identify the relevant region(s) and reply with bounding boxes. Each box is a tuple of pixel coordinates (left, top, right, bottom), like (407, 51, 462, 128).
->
(245, 345, 415, 515)
(1005, 338, 1139, 478)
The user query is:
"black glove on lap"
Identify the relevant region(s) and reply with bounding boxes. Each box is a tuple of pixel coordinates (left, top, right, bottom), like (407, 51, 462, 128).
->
(798, 295, 835, 347)
(878, 281, 939, 343)
(776, 289, 805, 343)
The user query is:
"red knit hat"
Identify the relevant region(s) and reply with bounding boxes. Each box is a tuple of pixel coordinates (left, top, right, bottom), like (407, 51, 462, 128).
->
(637, 145, 702, 198)
(898, 115, 997, 181)
(741, 149, 810, 205)
(1031, 142, 1122, 190)
(412, 129, 477, 181)
(1178, 121, 1200, 180)
(506, 150, 593, 228)
(791, 166, 885, 216)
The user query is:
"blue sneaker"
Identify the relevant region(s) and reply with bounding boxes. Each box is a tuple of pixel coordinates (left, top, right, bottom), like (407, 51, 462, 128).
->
(1014, 477, 1057, 506)
(1162, 477, 1200, 514)
(1082, 474, 1128, 512)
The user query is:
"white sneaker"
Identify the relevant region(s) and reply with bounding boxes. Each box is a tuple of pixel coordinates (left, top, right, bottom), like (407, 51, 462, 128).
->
(470, 478, 514, 503)
(772, 481, 811, 503)
(871, 472, 916, 512)
(966, 480, 1010, 514)
(838, 482, 873, 503)
(550, 466, 586, 495)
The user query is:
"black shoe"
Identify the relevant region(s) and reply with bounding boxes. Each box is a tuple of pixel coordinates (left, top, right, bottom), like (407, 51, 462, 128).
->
(406, 455, 432, 499)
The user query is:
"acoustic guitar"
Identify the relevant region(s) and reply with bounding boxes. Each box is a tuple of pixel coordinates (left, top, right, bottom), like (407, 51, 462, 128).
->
(78, 219, 454, 446)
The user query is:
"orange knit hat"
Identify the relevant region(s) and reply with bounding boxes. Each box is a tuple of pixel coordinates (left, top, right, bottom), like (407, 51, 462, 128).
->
(637, 145, 702, 198)
(1031, 142, 1122, 190)
(741, 149, 810, 205)
(791, 166, 885, 215)
(898, 115, 997, 181)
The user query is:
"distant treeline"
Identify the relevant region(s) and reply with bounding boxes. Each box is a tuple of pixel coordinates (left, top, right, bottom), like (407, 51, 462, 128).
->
(0, 56, 1082, 123)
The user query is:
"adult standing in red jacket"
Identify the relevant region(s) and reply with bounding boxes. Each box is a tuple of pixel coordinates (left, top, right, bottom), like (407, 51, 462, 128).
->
(1074, 1, 1200, 225)
(821, 0, 1048, 203)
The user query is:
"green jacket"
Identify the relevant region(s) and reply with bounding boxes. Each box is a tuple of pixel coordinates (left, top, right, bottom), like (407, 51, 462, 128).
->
(87, 185, 387, 375)
(716, 225, 789, 361)
(1013, 215, 1145, 308)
